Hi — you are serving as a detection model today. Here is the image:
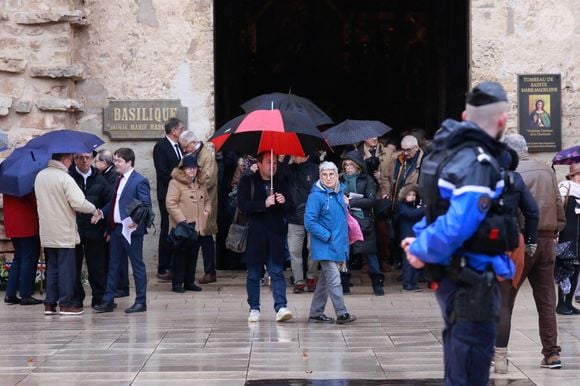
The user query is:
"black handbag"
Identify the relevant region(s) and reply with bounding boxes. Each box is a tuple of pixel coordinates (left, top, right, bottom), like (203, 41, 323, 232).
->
(167, 221, 198, 250)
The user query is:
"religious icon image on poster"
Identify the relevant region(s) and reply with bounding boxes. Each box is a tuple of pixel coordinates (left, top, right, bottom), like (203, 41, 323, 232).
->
(528, 95, 551, 128)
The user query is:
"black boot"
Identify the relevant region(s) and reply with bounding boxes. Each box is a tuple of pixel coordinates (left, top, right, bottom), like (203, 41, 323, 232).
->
(371, 273, 385, 296)
(340, 272, 351, 294)
(556, 287, 572, 315)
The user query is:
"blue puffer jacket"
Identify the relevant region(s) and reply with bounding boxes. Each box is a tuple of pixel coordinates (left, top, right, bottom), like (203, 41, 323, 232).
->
(304, 180, 349, 262)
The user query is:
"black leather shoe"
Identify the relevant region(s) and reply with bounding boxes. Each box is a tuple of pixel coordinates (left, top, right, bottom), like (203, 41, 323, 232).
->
(308, 314, 335, 323)
(20, 297, 43, 306)
(115, 290, 130, 298)
(336, 313, 357, 324)
(4, 296, 21, 305)
(125, 303, 146, 313)
(185, 284, 203, 292)
(172, 285, 185, 293)
(156, 271, 173, 281)
(93, 303, 115, 313)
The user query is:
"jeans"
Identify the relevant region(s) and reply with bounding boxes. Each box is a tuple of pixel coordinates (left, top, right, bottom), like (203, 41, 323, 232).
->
(367, 254, 381, 275)
(436, 275, 499, 386)
(246, 255, 287, 312)
(199, 235, 216, 275)
(44, 247, 76, 307)
(6, 236, 40, 298)
(309, 261, 347, 317)
(288, 223, 317, 284)
(402, 255, 420, 289)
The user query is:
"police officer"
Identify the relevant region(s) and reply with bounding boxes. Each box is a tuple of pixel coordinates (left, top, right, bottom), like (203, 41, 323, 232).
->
(402, 82, 517, 386)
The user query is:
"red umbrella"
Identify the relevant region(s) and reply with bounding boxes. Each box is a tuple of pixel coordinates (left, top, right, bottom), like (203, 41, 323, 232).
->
(210, 109, 330, 190)
(210, 109, 329, 156)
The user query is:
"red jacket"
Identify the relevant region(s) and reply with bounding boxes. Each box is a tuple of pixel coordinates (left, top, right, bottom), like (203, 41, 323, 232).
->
(3, 193, 39, 238)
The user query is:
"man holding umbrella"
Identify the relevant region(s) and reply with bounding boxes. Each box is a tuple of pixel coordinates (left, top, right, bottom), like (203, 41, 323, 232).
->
(237, 151, 294, 322)
(35, 153, 102, 315)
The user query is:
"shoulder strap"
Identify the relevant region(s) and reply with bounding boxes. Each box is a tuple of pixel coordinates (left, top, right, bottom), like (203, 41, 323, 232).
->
(234, 177, 256, 224)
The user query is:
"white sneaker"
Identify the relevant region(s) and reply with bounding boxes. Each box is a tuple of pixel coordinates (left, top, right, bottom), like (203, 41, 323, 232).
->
(275, 307, 293, 322)
(248, 309, 260, 322)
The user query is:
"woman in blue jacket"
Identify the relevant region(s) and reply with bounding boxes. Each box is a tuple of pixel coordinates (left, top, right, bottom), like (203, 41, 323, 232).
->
(304, 161, 356, 324)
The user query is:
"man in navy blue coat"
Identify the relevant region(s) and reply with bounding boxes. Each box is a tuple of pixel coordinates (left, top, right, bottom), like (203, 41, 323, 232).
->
(94, 148, 152, 314)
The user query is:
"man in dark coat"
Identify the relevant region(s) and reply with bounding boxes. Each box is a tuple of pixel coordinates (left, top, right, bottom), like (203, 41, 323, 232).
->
(69, 153, 112, 308)
(287, 155, 320, 293)
(237, 151, 294, 323)
(153, 118, 185, 279)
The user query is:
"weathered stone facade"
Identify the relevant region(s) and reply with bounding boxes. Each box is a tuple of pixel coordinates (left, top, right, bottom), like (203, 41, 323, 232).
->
(1, 0, 578, 266)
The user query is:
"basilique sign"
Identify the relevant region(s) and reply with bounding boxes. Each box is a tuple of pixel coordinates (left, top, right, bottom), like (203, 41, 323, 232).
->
(103, 100, 187, 140)
(517, 74, 561, 152)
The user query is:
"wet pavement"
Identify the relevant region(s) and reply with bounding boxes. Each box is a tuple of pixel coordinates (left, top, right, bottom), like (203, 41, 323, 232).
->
(1, 270, 579, 385)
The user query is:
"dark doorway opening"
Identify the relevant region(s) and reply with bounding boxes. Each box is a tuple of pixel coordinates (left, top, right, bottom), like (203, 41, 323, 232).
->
(214, 0, 469, 137)
(213, 0, 469, 270)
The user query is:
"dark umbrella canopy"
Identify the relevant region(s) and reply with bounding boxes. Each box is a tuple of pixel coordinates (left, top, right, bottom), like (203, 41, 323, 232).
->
(0, 132, 7, 152)
(553, 145, 580, 165)
(210, 109, 330, 156)
(241, 92, 333, 126)
(25, 129, 104, 154)
(0, 147, 51, 197)
(323, 119, 393, 146)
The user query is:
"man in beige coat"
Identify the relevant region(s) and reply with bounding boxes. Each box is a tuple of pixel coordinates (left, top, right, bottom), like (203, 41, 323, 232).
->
(179, 131, 218, 284)
(35, 153, 101, 316)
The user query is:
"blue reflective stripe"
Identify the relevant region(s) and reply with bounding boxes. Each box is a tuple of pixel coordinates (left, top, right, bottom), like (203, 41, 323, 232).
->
(409, 191, 488, 265)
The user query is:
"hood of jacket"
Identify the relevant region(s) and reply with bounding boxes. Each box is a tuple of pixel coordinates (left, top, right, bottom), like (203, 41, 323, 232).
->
(433, 119, 508, 159)
(171, 167, 195, 186)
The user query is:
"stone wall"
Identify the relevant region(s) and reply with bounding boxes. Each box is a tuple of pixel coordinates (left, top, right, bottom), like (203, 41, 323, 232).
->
(0, 0, 215, 268)
(471, 0, 580, 180)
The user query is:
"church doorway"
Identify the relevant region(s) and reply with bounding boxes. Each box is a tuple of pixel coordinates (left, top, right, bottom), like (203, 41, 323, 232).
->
(214, 0, 469, 137)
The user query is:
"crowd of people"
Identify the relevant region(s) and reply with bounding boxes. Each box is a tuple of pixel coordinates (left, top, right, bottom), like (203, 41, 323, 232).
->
(1, 82, 579, 385)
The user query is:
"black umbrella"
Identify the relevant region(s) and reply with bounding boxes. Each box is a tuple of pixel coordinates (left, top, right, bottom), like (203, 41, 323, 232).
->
(241, 92, 333, 126)
(323, 119, 393, 146)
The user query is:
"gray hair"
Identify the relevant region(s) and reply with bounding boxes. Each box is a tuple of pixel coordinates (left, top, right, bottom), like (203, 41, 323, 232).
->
(503, 133, 528, 153)
(179, 130, 198, 147)
(401, 135, 418, 148)
(96, 149, 113, 166)
(319, 161, 338, 173)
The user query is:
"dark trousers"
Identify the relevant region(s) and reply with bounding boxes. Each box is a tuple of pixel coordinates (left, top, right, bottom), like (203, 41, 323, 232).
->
(102, 227, 147, 305)
(105, 240, 129, 294)
(6, 236, 40, 298)
(402, 255, 421, 290)
(44, 247, 76, 307)
(199, 235, 216, 274)
(157, 200, 172, 274)
(172, 240, 200, 286)
(73, 237, 108, 307)
(436, 276, 499, 386)
(520, 237, 561, 356)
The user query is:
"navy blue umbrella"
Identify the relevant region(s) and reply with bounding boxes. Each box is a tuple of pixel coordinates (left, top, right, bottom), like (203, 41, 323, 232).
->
(0, 132, 7, 151)
(25, 129, 104, 154)
(0, 147, 51, 197)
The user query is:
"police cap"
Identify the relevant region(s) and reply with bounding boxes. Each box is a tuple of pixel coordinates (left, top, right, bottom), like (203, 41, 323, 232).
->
(466, 82, 508, 106)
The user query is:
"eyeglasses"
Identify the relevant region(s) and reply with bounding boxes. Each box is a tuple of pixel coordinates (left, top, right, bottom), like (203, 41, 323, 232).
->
(402, 146, 416, 153)
(343, 162, 356, 168)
